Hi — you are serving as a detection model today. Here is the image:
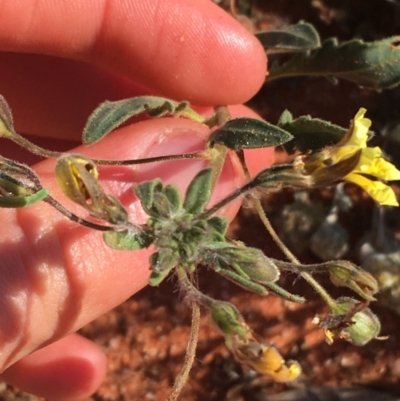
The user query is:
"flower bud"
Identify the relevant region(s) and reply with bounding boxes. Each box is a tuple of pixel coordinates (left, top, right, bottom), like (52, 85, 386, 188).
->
(328, 261, 378, 301)
(210, 300, 248, 341)
(209, 244, 280, 284)
(0, 156, 48, 207)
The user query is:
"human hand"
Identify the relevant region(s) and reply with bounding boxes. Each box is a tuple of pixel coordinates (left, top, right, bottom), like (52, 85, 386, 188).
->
(0, 1, 271, 399)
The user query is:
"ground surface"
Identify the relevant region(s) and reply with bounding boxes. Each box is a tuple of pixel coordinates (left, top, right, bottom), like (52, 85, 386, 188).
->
(3, 1, 400, 400)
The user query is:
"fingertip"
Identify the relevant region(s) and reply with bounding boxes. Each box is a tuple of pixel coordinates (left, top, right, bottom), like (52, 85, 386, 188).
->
(1, 334, 107, 401)
(129, 0, 268, 105)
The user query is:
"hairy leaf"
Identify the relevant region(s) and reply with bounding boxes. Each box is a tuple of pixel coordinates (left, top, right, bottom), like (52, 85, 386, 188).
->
(183, 168, 214, 214)
(207, 216, 229, 236)
(268, 36, 400, 90)
(208, 117, 293, 150)
(83, 96, 205, 144)
(103, 229, 154, 250)
(256, 21, 320, 54)
(278, 110, 348, 154)
(163, 184, 182, 215)
(133, 179, 163, 217)
(148, 251, 177, 286)
(278, 110, 374, 154)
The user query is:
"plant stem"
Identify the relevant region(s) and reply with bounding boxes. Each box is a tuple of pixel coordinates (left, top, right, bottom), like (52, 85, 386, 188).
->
(5, 130, 210, 166)
(235, 151, 337, 307)
(253, 199, 336, 307)
(43, 196, 115, 232)
(92, 151, 208, 166)
(207, 106, 231, 192)
(5, 132, 62, 159)
(167, 300, 200, 401)
(200, 181, 254, 218)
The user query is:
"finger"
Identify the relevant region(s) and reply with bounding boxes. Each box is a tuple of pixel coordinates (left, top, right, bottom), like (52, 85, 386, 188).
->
(1, 333, 106, 401)
(0, 0, 266, 106)
(0, 116, 268, 372)
(0, 53, 150, 140)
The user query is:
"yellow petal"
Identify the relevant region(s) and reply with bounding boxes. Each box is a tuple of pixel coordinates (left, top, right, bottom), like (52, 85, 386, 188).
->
(346, 108, 371, 148)
(245, 344, 301, 382)
(345, 173, 399, 206)
(367, 158, 400, 181)
(333, 146, 359, 163)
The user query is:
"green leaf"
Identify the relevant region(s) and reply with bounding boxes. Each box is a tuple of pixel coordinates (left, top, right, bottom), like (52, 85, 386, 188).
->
(208, 117, 293, 150)
(278, 110, 348, 154)
(149, 269, 171, 286)
(183, 168, 214, 214)
(148, 251, 177, 286)
(212, 266, 268, 295)
(163, 184, 182, 215)
(264, 282, 305, 303)
(103, 229, 154, 250)
(268, 36, 400, 90)
(256, 21, 321, 54)
(83, 96, 205, 144)
(207, 216, 229, 236)
(133, 179, 163, 217)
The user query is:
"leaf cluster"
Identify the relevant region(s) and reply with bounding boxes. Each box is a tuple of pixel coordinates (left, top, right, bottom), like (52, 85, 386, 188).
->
(104, 168, 280, 292)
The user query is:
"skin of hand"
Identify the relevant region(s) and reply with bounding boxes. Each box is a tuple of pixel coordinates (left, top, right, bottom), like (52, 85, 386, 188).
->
(0, 0, 273, 399)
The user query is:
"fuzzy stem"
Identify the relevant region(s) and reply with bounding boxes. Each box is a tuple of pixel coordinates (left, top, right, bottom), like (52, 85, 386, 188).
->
(167, 299, 200, 401)
(207, 106, 231, 193)
(92, 151, 208, 166)
(43, 196, 115, 232)
(5, 133, 62, 159)
(6, 130, 210, 166)
(253, 199, 336, 307)
(200, 181, 254, 218)
(235, 151, 337, 307)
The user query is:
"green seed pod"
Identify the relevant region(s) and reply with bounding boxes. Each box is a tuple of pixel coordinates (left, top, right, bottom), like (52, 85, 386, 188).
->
(317, 297, 381, 346)
(336, 297, 381, 346)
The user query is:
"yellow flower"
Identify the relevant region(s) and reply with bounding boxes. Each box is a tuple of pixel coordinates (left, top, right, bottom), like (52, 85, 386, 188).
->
(339, 109, 400, 205)
(303, 108, 400, 206)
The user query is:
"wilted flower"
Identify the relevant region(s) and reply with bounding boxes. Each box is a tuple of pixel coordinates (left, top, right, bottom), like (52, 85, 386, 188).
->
(233, 338, 301, 381)
(55, 154, 129, 225)
(210, 300, 301, 382)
